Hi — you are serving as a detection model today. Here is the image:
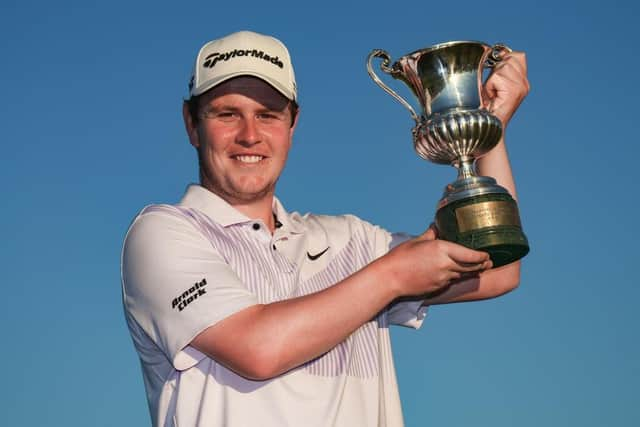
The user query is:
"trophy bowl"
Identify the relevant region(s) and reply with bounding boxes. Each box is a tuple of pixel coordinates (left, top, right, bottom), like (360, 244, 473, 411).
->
(367, 41, 529, 268)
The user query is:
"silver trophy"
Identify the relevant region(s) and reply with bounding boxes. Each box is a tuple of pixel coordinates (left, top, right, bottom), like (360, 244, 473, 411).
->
(367, 41, 528, 267)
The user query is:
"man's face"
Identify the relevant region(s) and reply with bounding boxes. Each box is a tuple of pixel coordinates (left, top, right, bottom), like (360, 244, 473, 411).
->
(184, 77, 297, 205)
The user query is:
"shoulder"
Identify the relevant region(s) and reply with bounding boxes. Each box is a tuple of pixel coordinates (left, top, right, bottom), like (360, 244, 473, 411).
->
(122, 204, 216, 269)
(129, 204, 209, 230)
(124, 204, 213, 244)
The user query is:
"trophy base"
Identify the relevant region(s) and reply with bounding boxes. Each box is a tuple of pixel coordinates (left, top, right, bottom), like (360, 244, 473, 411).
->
(435, 192, 529, 268)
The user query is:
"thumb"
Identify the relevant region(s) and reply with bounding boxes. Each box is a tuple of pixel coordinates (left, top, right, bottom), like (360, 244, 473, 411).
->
(418, 223, 438, 241)
(447, 243, 491, 264)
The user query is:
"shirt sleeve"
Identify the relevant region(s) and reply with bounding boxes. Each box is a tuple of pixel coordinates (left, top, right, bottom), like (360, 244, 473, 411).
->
(359, 220, 429, 329)
(121, 206, 259, 371)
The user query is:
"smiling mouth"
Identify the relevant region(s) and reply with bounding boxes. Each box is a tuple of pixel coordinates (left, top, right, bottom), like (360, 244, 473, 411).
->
(232, 155, 265, 164)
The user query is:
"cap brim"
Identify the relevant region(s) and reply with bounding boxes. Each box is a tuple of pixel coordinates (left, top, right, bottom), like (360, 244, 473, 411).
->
(191, 71, 295, 102)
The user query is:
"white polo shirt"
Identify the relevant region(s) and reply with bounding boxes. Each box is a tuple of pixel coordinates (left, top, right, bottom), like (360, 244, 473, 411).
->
(122, 185, 427, 427)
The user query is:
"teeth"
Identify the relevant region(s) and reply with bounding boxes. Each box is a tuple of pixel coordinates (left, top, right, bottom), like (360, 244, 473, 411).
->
(235, 155, 264, 163)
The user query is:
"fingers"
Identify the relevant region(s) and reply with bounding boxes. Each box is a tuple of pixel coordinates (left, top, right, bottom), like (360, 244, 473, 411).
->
(446, 244, 492, 273)
(458, 259, 493, 272)
(485, 58, 529, 100)
(494, 58, 529, 92)
(489, 51, 527, 80)
(444, 258, 492, 285)
(483, 51, 530, 125)
(446, 267, 485, 283)
(446, 241, 490, 265)
(422, 240, 491, 277)
(414, 232, 491, 269)
(387, 235, 492, 297)
(498, 51, 527, 78)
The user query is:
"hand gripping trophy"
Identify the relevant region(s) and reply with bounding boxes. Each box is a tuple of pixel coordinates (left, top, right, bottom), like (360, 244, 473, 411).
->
(367, 41, 529, 267)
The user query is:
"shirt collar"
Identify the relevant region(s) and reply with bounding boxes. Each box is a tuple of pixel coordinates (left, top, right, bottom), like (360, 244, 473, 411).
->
(178, 184, 305, 234)
(272, 195, 305, 234)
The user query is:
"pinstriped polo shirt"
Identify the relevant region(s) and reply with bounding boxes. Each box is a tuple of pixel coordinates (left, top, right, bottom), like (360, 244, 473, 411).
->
(122, 184, 427, 427)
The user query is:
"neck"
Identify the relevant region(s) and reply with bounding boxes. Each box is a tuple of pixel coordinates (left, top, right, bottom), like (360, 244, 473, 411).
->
(231, 196, 276, 233)
(200, 182, 277, 233)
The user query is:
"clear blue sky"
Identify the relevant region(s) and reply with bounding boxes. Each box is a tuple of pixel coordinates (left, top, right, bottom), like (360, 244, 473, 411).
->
(2, 0, 638, 425)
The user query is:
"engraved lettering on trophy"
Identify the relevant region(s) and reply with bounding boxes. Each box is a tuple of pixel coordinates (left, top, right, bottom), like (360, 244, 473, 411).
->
(455, 201, 521, 233)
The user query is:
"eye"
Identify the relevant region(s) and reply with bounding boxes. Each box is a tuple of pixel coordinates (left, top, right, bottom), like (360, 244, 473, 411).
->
(257, 113, 276, 120)
(257, 111, 285, 122)
(217, 111, 238, 121)
(202, 110, 239, 122)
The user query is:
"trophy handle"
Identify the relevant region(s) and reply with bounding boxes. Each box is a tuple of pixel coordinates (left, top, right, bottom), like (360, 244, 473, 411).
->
(484, 43, 513, 68)
(367, 49, 420, 124)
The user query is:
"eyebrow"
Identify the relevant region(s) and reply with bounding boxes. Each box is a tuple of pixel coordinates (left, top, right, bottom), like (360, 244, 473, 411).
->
(201, 103, 237, 111)
(204, 103, 288, 115)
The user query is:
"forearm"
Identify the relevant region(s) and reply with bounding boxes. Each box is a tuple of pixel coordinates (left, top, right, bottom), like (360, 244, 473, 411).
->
(421, 261, 519, 305)
(476, 49, 529, 201)
(192, 256, 398, 380)
(476, 136, 518, 200)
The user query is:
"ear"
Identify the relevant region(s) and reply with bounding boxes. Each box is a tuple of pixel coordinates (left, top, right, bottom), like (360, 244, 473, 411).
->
(288, 107, 299, 139)
(183, 101, 200, 148)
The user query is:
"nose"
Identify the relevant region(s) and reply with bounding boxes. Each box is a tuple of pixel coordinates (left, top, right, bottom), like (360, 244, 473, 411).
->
(236, 117, 261, 146)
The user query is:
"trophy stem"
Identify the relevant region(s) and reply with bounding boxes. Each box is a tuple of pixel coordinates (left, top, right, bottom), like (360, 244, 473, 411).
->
(456, 157, 476, 180)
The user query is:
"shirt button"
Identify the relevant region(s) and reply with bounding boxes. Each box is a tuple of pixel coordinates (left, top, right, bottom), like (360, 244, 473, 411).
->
(252, 223, 261, 231)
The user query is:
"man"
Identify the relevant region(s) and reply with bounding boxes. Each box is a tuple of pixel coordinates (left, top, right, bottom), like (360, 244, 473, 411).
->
(122, 30, 529, 426)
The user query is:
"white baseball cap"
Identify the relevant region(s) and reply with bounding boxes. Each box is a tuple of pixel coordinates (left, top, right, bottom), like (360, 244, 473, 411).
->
(188, 31, 297, 102)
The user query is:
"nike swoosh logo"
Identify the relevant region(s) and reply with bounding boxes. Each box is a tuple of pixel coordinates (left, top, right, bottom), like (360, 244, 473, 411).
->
(307, 247, 330, 261)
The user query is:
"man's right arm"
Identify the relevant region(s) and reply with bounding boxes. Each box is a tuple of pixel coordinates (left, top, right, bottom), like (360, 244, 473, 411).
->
(190, 227, 491, 380)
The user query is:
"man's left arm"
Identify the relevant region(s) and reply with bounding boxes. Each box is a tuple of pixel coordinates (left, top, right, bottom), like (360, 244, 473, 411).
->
(423, 50, 530, 305)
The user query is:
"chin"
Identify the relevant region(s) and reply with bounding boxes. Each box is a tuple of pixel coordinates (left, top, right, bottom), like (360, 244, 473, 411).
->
(234, 177, 275, 194)
(230, 184, 274, 201)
